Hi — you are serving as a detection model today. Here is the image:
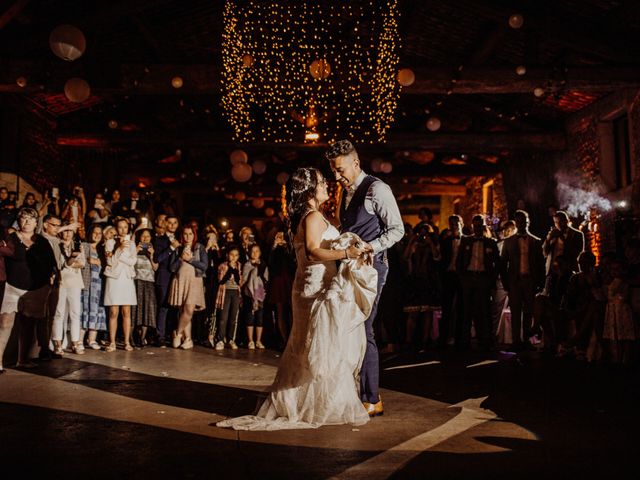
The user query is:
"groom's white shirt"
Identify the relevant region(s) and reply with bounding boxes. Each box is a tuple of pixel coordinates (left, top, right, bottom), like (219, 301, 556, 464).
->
(344, 170, 404, 254)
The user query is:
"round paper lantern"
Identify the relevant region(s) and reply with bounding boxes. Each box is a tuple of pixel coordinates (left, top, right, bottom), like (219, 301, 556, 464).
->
(64, 77, 91, 103)
(533, 87, 545, 97)
(516, 65, 527, 76)
(509, 13, 524, 29)
(252, 198, 265, 209)
(265, 207, 275, 217)
(235, 191, 246, 201)
(108, 120, 118, 129)
(171, 76, 183, 89)
(426, 116, 441, 132)
(242, 54, 254, 67)
(397, 68, 415, 87)
(276, 172, 290, 185)
(370, 158, 383, 173)
(16, 76, 27, 88)
(410, 151, 435, 164)
(230, 149, 248, 165)
(252, 160, 267, 175)
(380, 162, 393, 174)
(49, 25, 86, 61)
(231, 163, 252, 182)
(309, 59, 331, 79)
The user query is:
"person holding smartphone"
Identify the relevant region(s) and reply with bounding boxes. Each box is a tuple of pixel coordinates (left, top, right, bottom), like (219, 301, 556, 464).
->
(168, 222, 207, 350)
(103, 218, 137, 351)
(51, 222, 85, 355)
(132, 228, 158, 347)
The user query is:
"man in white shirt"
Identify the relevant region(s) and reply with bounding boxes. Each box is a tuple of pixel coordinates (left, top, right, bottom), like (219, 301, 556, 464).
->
(328, 140, 404, 417)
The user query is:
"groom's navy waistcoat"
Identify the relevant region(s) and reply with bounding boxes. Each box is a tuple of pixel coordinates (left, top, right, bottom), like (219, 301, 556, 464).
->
(340, 175, 384, 244)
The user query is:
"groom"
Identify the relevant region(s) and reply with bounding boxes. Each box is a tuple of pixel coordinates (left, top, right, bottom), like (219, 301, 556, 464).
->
(327, 140, 404, 417)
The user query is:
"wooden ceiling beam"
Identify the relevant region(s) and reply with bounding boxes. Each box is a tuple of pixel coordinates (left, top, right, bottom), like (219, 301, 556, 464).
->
(116, 64, 640, 95)
(3, 61, 639, 95)
(0, 0, 30, 30)
(56, 131, 566, 152)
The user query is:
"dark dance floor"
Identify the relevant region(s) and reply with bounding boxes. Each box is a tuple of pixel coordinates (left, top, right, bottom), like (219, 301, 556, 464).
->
(1, 345, 638, 479)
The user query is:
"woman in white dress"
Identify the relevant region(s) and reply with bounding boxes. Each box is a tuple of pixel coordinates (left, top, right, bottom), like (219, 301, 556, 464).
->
(103, 217, 137, 351)
(217, 167, 377, 430)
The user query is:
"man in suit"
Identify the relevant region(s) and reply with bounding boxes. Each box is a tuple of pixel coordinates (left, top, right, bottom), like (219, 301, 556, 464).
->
(328, 140, 404, 417)
(438, 215, 465, 348)
(153, 215, 180, 346)
(542, 210, 584, 275)
(500, 210, 545, 349)
(121, 188, 151, 227)
(457, 214, 500, 350)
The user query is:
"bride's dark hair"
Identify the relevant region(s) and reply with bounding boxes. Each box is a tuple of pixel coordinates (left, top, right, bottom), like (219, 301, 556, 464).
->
(286, 167, 322, 239)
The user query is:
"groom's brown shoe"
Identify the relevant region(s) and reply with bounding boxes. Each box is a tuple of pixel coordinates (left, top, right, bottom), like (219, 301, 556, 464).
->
(363, 398, 384, 417)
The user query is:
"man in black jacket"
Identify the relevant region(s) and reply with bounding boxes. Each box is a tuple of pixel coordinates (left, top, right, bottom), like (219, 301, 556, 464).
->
(457, 215, 500, 350)
(500, 210, 546, 349)
(152, 215, 180, 345)
(438, 215, 464, 348)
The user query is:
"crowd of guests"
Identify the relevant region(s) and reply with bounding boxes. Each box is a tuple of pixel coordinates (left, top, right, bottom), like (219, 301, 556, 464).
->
(0, 186, 294, 373)
(379, 207, 640, 366)
(1, 185, 639, 372)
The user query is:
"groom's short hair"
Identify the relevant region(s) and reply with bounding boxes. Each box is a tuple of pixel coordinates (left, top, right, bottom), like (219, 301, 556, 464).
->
(325, 139, 357, 161)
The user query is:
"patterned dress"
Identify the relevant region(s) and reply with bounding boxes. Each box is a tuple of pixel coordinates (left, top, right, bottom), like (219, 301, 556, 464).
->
(133, 253, 157, 327)
(81, 247, 107, 331)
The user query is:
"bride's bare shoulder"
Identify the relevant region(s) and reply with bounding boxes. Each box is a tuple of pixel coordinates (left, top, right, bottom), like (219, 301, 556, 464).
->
(303, 210, 325, 223)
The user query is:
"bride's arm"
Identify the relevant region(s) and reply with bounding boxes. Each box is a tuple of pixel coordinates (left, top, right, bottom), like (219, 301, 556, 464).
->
(304, 211, 364, 262)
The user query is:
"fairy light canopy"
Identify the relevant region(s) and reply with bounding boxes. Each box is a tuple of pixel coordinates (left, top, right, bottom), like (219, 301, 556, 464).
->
(221, 0, 401, 144)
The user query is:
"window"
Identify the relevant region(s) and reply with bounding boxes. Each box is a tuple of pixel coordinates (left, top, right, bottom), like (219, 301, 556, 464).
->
(482, 179, 494, 217)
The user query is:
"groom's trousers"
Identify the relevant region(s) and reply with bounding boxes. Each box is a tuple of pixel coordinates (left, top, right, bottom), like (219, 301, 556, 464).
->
(360, 255, 389, 404)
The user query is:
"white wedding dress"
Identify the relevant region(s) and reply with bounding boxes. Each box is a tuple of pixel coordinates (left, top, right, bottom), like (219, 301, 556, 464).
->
(217, 220, 378, 430)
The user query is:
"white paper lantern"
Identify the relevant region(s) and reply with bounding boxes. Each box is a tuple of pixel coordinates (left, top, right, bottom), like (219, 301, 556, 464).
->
(252, 198, 265, 209)
(108, 120, 118, 129)
(533, 87, 545, 97)
(230, 149, 248, 165)
(309, 59, 331, 79)
(64, 77, 91, 103)
(265, 207, 275, 217)
(49, 25, 86, 61)
(397, 68, 415, 87)
(509, 14, 524, 29)
(380, 162, 393, 174)
(516, 65, 527, 76)
(370, 158, 383, 173)
(276, 172, 290, 185)
(231, 163, 252, 182)
(235, 191, 246, 201)
(426, 116, 441, 132)
(252, 160, 267, 175)
(171, 76, 183, 89)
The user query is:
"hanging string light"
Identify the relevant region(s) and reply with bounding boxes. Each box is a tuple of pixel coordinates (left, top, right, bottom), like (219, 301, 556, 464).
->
(221, 0, 401, 144)
(281, 184, 288, 219)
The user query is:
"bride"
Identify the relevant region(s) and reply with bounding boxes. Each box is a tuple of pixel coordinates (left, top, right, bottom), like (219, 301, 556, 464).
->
(217, 167, 378, 430)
